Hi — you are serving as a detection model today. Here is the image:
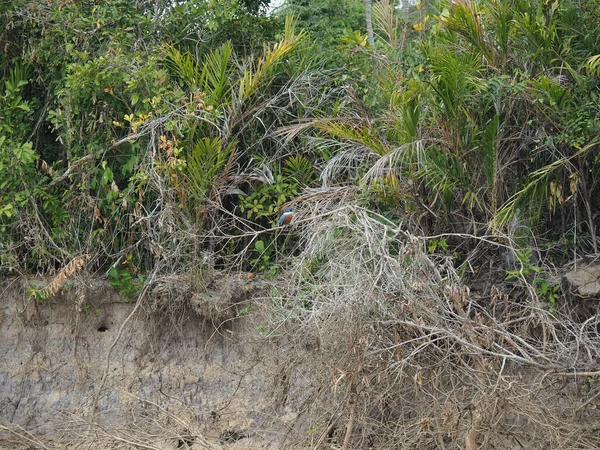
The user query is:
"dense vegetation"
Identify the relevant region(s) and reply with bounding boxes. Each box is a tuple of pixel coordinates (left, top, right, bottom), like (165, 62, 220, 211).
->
(2, 0, 600, 447)
(1, 0, 598, 281)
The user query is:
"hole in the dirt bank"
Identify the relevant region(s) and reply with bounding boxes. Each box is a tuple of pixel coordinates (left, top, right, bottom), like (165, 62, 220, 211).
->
(97, 325, 108, 332)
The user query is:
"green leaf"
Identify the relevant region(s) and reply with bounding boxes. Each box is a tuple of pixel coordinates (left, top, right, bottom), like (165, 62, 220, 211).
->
(108, 267, 119, 279)
(122, 155, 137, 175)
(102, 167, 114, 185)
(14, 142, 37, 164)
(0, 203, 15, 218)
(255, 240, 265, 253)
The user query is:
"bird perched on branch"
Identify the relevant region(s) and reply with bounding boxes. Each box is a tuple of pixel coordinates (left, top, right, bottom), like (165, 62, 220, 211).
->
(278, 207, 293, 226)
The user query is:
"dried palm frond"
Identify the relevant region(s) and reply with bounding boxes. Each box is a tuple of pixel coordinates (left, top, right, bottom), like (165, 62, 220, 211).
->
(41, 254, 93, 298)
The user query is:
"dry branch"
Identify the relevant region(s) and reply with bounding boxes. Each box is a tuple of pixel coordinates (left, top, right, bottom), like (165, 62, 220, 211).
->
(258, 191, 600, 448)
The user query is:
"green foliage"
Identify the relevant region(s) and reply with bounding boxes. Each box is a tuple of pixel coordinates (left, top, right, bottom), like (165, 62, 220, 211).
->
(26, 281, 49, 302)
(165, 42, 233, 105)
(280, 0, 365, 65)
(535, 279, 561, 311)
(239, 174, 298, 222)
(504, 248, 561, 311)
(1, 0, 599, 276)
(239, 16, 307, 101)
(0, 0, 312, 274)
(421, 40, 486, 125)
(237, 304, 252, 317)
(283, 155, 315, 186)
(308, 0, 600, 259)
(186, 137, 236, 223)
(108, 264, 146, 300)
(161, 0, 280, 56)
(359, 175, 406, 223)
(505, 249, 543, 280)
(0, 62, 51, 255)
(338, 29, 370, 51)
(251, 239, 278, 275)
(428, 237, 448, 254)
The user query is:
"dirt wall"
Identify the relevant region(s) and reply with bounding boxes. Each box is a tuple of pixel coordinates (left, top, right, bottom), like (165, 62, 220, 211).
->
(0, 276, 313, 449)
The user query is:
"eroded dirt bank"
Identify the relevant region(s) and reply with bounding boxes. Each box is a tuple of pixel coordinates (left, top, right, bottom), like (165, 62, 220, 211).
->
(4, 267, 600, 449)
(0, 276, 316, 449)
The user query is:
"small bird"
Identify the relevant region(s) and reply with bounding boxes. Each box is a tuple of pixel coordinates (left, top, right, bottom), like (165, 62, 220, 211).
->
(278, 207, 293, 226)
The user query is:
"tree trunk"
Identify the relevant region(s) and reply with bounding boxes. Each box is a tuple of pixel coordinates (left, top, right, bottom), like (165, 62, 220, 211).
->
(365, 0, 375, 48)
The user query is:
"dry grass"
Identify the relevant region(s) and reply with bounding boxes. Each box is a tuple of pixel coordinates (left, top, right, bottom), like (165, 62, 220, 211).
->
(1, 394, 220, 450)
(259, 189, 600, 449)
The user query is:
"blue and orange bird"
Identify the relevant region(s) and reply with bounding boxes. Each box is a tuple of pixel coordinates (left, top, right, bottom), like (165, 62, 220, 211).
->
(278, 207, 293, 226)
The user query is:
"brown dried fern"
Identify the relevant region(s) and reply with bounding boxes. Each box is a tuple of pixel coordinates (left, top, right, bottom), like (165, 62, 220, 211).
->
(41, 255, 93, 298)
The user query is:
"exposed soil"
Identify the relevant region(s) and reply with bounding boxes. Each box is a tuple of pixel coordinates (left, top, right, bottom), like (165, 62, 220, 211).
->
(0, 276, 317, 449)
(3, 268, 600, 449)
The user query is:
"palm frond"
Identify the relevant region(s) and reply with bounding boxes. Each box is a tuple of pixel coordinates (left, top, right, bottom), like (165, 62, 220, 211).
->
(439, 0, 497, 66)
(423, 42, 486, 122)
(372, 0, 401, 50)
(164, 45, 200, 89)
(585, 54, 600, 76)
(283, 154, 315, 186)
(493, 140, 599, 230)
(361, 141, 424, 187)
(389, 86, 421, 145)
(186, 137, 236, 211)
(314, 120, 392, 157)
(200, 42, 233, 106)
(479, 114, 500, 184)
(320, 144, 371, 186)
(239, 15, 306, 102)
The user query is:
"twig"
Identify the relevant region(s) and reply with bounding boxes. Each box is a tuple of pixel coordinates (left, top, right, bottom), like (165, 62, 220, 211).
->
(550, 371, 600, 377)
(341, 396, 356, 450)
(0, 423, 50, 449)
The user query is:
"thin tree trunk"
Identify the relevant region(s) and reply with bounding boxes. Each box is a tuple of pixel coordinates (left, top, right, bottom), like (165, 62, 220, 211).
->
(365, 0, 375, 48)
